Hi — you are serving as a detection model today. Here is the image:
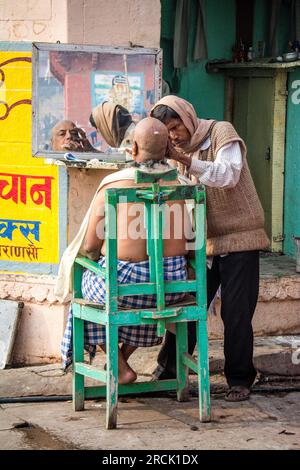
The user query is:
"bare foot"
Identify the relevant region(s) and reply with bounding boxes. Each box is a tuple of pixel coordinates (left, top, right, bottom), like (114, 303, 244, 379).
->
(104, 361, 137, 384)
(101, 346, 138, 385)
(118, 366, 137, 385)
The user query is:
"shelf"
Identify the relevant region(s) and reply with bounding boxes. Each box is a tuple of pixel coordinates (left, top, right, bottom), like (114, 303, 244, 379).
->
(208, 60, 300, 71)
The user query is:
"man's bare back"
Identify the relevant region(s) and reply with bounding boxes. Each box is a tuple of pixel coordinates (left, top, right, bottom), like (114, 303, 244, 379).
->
(84, 176, 192, 262)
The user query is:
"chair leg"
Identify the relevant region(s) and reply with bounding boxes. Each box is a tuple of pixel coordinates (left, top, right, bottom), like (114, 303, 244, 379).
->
(176, 322, 189, 401)
(106, 323, 119, 430)
(73, 315, 85, 411)
(196, 320, 211, 422)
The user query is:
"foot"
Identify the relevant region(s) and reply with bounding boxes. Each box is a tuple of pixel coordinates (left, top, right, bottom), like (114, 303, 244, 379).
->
(118, 366, 137, 385)
(225, 385, 250, 402)
(104, 363, 137, 385)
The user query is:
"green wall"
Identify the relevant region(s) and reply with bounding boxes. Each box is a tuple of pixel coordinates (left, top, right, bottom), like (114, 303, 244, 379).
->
(253, 0, 299, 257)
(161, 0, 299, 258)
(160, 0, 291, 120)
(161, 0, 236, 120)
(253, 0, 290, 57)
(284, 70, 300, 257)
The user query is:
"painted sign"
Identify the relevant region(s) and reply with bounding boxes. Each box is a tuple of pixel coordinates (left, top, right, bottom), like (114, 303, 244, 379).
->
(0, 51, 61, 270)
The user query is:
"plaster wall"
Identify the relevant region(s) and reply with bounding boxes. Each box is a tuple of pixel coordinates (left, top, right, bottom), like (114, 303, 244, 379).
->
(0, 0, 161, 47)
(208, 271, 300, 338)
(0, 273, 69, 364)
(0, 0, 68, 42)
(67, 0, 161, 48)
(68, 167, 117, 242)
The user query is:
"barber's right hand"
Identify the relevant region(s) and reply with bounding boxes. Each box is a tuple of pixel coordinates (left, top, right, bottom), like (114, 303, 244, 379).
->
(166, 140, 179, 160)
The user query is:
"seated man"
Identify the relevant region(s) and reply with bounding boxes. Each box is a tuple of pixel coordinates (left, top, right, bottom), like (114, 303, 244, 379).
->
(60, 117, 194, 384)
(51, 120, 95, 152)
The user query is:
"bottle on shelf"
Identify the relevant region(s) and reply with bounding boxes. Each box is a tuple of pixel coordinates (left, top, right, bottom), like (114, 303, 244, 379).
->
(247, 46, 254, 62)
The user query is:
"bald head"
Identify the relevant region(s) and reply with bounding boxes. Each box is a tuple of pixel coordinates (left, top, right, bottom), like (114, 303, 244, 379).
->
(51, 120, 77, 151)
(132, 117, 168, 163)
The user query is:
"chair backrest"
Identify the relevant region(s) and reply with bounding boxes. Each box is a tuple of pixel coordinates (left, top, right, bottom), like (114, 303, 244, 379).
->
(104, 167, 207, 326)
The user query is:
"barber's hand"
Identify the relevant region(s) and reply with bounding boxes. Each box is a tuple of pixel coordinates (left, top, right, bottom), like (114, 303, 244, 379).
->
(166, 139, 182, 161)
(62, 141, 82, 151)
(76, 128, 96, 152)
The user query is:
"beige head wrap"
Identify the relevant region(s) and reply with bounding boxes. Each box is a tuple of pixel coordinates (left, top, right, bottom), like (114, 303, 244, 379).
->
(92, 101, 119, 147)
(151, 95, 216, 154)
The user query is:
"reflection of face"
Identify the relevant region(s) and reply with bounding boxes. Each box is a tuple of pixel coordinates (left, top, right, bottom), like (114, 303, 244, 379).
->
(51, 121, 79, 151)
(165, 117, 191, 147)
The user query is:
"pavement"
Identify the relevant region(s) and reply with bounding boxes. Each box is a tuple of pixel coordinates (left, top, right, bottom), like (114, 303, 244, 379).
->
(0, 336, 300, 450)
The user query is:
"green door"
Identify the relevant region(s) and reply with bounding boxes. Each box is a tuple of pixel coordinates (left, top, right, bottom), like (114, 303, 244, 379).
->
(232, 75, 274, 242)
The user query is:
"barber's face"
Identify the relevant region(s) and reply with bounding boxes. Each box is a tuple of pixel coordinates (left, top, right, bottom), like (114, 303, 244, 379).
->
(165, 118, 191, 148)
(52, 122, 79, 151)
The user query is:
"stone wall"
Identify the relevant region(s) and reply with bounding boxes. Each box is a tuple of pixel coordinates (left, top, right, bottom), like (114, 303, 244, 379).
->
(207, 272, 300, 339)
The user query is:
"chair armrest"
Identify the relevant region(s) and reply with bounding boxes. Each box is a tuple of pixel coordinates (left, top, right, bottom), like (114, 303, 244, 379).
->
(75, 256, 105, 276)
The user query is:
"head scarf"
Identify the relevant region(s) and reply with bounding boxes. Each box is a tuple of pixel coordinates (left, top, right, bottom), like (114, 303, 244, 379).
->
(92, 101, 133, 147)
(151, 95, 216, 154)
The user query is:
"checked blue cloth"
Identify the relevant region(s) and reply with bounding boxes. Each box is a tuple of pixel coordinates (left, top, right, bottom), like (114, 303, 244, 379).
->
(61, 255, 188, 369)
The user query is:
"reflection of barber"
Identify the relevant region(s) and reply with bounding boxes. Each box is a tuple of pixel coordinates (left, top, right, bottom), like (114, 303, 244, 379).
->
(51, 120, 95, 152)
(90, 101, 135, 149)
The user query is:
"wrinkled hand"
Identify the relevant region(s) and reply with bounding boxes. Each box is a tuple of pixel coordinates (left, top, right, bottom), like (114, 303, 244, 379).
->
(76, 128, 96, 152)
(166, 139, 182, 161)
(61, 128, 97, 152)
(62, 141, 82, 151)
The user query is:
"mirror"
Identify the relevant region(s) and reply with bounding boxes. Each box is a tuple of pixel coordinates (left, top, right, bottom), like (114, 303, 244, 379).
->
(32, 43, 162, 161)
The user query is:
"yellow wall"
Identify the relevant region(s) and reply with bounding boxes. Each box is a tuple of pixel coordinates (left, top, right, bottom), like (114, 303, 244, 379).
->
(0, 51, 60, 270)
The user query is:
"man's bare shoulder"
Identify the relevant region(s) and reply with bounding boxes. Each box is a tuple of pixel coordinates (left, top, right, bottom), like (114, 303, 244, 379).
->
(101, 179, 138, 190)
(99, 172, 182, 193)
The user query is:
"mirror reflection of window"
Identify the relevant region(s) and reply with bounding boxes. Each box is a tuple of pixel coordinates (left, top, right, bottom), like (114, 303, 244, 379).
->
(33, 44, 162, 160)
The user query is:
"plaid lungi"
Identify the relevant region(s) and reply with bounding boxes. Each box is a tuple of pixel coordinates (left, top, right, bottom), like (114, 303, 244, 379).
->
(61, 255, 187, 369)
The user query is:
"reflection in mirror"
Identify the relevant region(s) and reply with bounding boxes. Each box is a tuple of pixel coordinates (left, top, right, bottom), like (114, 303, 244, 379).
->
(32, 44, 162, 160)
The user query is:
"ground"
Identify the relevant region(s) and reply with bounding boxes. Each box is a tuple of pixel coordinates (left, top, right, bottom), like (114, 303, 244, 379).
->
(0, 388, 300, 450)
(0, 336, 300, 450)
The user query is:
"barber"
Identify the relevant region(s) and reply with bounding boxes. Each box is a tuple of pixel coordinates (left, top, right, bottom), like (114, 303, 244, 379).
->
(151, 95, 269, 402)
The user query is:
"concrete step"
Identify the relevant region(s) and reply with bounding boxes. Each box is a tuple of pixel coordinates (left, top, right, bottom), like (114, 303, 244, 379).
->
(207, 255, 300, 339)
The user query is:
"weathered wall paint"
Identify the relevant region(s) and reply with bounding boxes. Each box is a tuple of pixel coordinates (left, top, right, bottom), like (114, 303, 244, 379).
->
(0, 49, 66, 274)
(284, 70, 300, 258)
(0, 0, 68, 43)
(253, 0, 290, 57)
(253, 0, 300, 258)
(161, 0, 236, 120)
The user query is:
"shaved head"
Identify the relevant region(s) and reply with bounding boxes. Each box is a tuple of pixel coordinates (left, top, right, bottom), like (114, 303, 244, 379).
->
(132, 117, 168, 163)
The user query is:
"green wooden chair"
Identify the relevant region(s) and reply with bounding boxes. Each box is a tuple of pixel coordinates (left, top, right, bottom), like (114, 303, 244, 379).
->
(72, 167, 210, 429)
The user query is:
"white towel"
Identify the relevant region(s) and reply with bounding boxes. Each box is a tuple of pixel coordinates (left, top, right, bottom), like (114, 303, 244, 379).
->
(54, 167, 138, 302)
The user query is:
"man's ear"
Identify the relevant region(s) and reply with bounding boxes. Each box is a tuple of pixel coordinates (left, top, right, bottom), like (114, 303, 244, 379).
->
(132, 141, 138, 159)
